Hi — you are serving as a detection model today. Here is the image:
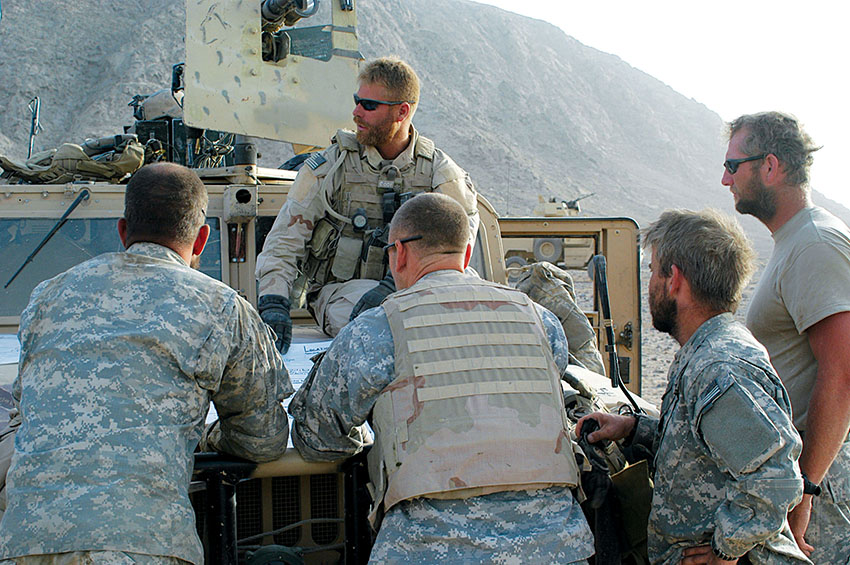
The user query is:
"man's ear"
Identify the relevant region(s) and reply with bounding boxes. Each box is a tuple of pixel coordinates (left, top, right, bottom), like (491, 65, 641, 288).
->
(396, 102, 412, 123)
(394, 239, 409, 270)
(117, 218, 128, 248)
(669, 264, 685, 295)
(192, 224, 210, 257)
(763, 153, 783, 185)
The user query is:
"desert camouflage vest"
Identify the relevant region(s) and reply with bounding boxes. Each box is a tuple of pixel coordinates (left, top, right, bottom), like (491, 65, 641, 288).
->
(368, 271, 579, 522)
(303, 130, 436, 285)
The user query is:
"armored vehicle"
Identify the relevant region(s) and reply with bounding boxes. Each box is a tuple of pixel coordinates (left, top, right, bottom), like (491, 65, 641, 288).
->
(0, 1, 647, 563)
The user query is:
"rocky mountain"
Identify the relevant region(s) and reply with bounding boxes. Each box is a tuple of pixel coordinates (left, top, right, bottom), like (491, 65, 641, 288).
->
(1, 0, 847, 255)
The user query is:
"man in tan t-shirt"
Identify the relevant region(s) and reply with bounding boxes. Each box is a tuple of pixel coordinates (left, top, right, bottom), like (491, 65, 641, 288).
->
(723, 111, 850, 564)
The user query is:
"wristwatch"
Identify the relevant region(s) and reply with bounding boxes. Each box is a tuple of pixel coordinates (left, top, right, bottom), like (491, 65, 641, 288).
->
(802, 473, 822, 496)
(710, 540, 739, 562)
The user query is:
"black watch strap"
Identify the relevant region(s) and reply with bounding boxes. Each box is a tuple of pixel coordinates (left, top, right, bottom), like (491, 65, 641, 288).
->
(802, 473, 822, 496)
(710, 540, 740, 561)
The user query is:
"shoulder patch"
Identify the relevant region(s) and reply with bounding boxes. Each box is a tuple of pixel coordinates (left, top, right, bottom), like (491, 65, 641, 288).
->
(304, 153, 327, 170)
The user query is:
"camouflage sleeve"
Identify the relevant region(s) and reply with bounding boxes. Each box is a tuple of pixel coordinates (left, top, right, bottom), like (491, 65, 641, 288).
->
(536, 304, 570, 375)
(289, 308, 395, 461)
(202, 296, 294, 462)
(255, 163, 327, 297)
(689, 362, 804, 558)
(431, 151, 480, 245)
(630, 414, 660, 453)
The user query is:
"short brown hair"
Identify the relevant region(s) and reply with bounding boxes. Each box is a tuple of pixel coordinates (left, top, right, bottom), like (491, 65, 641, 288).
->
(642, 209, 755, 313)
(358, 57, 420, 104)
(124, 163, 208, 246)
(390, 193, 468, 255)
(728, 111, 820, 187)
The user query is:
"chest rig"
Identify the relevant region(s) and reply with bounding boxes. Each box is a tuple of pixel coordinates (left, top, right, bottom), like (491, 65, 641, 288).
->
(301, 130, 437, 288)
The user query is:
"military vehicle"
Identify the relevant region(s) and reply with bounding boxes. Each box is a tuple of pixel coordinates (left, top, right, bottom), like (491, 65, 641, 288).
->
(503, 194, 597, 279)
(0, 1, 648, 563)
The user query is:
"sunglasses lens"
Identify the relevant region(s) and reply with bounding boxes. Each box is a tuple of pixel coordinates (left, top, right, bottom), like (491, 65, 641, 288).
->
(724, 161, 737, 174)
(354, 95, 379, 111)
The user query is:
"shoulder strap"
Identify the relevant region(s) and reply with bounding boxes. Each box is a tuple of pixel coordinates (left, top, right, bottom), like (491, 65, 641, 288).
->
(414, 134, 435, 160)
(335, 129, 360, 153)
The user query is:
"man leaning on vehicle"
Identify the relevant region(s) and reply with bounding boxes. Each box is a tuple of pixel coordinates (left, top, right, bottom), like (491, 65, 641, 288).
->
(0, 163, 292, 565)
(290, 193, 595, 563)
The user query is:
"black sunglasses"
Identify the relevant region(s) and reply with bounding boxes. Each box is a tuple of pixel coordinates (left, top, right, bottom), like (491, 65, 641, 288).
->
(353, 94, 413, 112)
(724, 154, 766, 174)
(383, 235, 423, 252)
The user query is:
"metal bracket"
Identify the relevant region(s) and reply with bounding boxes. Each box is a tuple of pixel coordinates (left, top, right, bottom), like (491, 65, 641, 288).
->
(618, 321, 633, 350)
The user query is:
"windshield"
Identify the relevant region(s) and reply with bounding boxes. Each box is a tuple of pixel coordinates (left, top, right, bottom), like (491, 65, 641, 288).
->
(0, 217, 222, 317)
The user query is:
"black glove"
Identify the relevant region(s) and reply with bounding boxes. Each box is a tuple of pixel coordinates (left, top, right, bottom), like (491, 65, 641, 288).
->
(258, 294, 292, 354)
(577, 418, 613, 510)
(350, 274, 396, 321)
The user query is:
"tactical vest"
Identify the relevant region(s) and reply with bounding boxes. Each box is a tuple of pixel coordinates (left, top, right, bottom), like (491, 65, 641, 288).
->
(301, 130, 437, 287)
(368, 271, 580, 524)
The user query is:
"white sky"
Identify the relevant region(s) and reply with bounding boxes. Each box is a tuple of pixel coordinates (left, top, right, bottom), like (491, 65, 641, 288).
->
(473, 0, 850, 208)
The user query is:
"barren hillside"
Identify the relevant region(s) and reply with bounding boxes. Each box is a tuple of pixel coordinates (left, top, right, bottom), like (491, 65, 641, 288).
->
(2, 0, 847, 402)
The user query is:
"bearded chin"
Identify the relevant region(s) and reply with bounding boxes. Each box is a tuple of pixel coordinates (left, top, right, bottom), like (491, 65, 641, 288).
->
(651, 293, 678, 337)
(735, 180, 777, 222)
(355, 120, 395, 147)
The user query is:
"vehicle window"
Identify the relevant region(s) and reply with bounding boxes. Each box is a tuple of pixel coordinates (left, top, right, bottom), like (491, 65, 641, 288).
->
(0, 217, 222, 317)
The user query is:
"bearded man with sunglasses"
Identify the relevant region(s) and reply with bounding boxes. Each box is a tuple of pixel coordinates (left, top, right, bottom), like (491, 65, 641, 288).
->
(256, 57, 479, 350)
(723, 112, 850, 564)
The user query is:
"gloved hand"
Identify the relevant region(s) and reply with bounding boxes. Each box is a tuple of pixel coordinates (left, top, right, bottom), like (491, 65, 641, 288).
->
(350, 274, 396, 321)
(258, 294, 292, 354)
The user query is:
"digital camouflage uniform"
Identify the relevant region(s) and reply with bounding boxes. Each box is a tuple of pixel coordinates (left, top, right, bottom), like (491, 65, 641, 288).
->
(629, 313, 809, 564)
(289, 270, 594, 563)
(0, 243, 293, 565)
(256, 126, 479, 335)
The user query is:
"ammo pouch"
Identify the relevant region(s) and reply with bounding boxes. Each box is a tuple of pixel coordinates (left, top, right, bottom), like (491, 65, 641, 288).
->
(360, 226, 389, 281)
(302, 219, 389, 287)
(331, 236, 363, 281)
(302, 218, 340, 286)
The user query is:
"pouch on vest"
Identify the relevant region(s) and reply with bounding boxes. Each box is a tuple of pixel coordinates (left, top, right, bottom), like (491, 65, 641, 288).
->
(331, 236, 363, 281)
(360, 243, 386, 280)
(302, 218, 339, 286)
(359, 226, 389, 281)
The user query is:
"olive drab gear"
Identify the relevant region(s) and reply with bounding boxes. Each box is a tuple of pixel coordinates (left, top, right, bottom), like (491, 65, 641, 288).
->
(515, 261, 605, 375)
(0, 140, 145, 184)
(367, 271, 580, 525)
(300, 130, 437, 289)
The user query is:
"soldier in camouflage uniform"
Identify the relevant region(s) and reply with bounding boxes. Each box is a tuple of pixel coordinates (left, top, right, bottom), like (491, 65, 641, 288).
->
(0, 163, 293, 565)
(256, 57, 479, 352)
(290, 193, 594, 563)
(724, 112, 850, 564)
(579, 209, 810, 565)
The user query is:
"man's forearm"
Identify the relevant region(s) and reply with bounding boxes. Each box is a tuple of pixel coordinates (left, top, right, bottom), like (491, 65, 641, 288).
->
(802, 311, 850, 484)
(800, 371, 850, 483)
